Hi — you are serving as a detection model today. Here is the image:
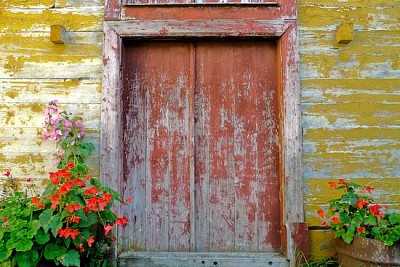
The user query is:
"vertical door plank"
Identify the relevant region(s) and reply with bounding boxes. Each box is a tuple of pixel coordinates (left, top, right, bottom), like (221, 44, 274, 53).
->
(121, 43, 148, 251)
(145, 43, 192, 251)
(194, 45, 211, 251)
(123, 42, 193, 251)
(254, 43, 281, 251)
(232, 43, 259, 252)
(166, 43, 192, 252)
(196, 43, 236, 252)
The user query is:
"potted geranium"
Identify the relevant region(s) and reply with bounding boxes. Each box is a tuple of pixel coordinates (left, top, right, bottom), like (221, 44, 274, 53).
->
(0, 101, 130, 267)
(318, 179, 400, 266)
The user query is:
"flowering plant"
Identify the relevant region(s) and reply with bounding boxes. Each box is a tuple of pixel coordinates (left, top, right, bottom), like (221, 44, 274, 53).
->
(318, 179, 400, 246)
(0, 101, 129, 267)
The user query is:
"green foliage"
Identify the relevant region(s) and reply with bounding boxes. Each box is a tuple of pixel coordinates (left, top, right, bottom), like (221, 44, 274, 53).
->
(318, 179, 400, 246)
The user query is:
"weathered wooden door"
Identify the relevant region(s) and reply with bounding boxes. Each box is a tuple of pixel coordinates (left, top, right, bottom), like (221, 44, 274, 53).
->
(102, 0, 305, 265)
(121, 40, 281, 253)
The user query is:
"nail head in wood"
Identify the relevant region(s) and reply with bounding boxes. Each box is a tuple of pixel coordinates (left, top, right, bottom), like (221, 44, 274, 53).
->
(50, 25, 67, 44)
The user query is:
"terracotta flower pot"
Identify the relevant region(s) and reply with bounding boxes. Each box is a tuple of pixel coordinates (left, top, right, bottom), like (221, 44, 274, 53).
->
(336, 236, 400, 266)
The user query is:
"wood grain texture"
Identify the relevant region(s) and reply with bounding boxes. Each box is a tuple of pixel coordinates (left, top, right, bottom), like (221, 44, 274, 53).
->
(107, 19, 290, 38)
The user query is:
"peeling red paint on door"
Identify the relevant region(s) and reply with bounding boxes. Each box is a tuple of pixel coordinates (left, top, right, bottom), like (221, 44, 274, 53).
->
(121, 40, 280, 252)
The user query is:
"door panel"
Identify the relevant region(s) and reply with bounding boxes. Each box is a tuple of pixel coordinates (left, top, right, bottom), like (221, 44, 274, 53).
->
(121, 41, 280, 253)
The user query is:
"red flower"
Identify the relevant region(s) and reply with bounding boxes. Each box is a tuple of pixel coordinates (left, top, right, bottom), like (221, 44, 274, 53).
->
(332, 217, 340, 224)
(85, 174, 91, 181)
(50, 194, 60, 209)
(104, 224, 113, 235)
(65, 163, 74, 170)
(58, 227, 80, 240)
(338, 178, 346, 185)
(355, 200, 364, 209)
(84, 186, 98, 196)
(116, 217, 128, 226)
(321, 221, 330, 227)
(26, 178, 31, 182)
(328, 182, 337, 189)
(87, 236, 95, 247)
(357, 226, 366, 234)
(369, 204, 385, 217)
(32, 197, 45, 209)
(70, 229, 80, 240)
(76, 244, 84, 252)
(317, 209, 324, 218)
(59, 181, 72, 195)
(86, 197, 99, 211)
(49, 171, 59, 185)
(65, 204, 81, 213)
(72, 178, 86, 187)
(363, 186, 374, 194)
(4, 171, 10, 177)
(70, 215, 81, 224)
(2, 217, 7, 222)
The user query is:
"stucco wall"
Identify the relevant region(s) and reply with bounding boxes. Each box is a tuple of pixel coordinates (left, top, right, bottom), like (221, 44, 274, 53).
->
(299, 0, 400, 258)
(0, 0, 399, 260)
(0, 0, 104, 186)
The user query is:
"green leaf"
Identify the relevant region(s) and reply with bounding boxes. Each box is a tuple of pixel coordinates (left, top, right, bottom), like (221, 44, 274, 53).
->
(342, 231, 354, 244)
(26, 220, 41, 239)
(389, 214, 400, 224)
(79, 212, 98, 228)
(63, 250, 80, 267)
(44, 243, 67, 260)
(36, 229, 51, 245)
(48, 215, 62, 237)
(15, 250, 38, 267)
(0, 248, 12, 262)
(15, 239, 33, 252)
(39, 209, 53, 231)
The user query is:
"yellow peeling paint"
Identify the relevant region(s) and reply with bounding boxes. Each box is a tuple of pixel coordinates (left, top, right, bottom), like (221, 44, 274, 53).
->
(3, 55, 26, 74)
(0, 8, 103, 33)
(5, 91, 19, 99)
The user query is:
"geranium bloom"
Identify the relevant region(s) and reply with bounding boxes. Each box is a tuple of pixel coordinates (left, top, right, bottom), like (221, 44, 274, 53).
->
(59, 181, 73, 195)
(104, 224, 113, 235)
(321, 221, 330, 227)
(116, 217, 128, 226)
(58, 228, 80, 240)
(50, 194, 60, 209)
(328, 182, 337, 189)
(369, 204, 385, 217)
(76, 244, 84, 252)
(317, 209, 324, 218)
(84, 186, 98, 196)
(87, 236, 95, 247)
(357, 226, 366, 234)
(86, 197, 99, 211)
(72, 178, 86, 187)
(363, 186, 374, 194)
(70, 215, 81, 224)
(65, 204, 81, 213)
(31, 197, 45, 209)
(332, 217, 340, 224)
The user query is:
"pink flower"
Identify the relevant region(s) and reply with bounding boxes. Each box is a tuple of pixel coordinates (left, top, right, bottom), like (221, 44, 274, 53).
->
(2, 217, 7, 222)
(4, 171, 10, 177)
(63, 120, 73, 127)
(26, 178, 31, 182)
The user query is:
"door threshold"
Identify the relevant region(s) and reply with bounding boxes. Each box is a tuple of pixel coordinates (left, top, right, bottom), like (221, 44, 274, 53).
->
(118, 251, 289, 267)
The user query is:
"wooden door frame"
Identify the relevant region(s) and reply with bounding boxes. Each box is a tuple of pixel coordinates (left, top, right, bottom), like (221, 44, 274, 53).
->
(101, 0, 306, 264)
